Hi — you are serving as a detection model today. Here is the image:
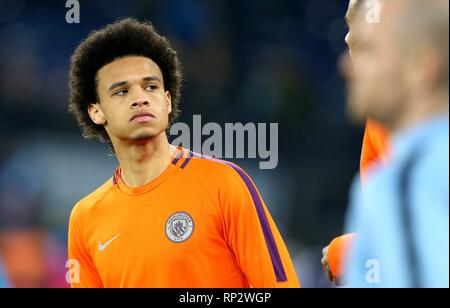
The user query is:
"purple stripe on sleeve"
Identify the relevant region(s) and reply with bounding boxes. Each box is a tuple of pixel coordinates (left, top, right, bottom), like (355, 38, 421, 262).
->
(112, 168, 120, 185)
(207, 157, 288, 282)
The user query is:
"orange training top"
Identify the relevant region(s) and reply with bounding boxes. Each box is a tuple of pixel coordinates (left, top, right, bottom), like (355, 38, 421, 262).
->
(68, 147, 300, 288)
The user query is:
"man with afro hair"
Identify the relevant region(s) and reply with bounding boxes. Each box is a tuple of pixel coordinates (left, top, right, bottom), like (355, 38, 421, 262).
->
(67, 18, 299, 288)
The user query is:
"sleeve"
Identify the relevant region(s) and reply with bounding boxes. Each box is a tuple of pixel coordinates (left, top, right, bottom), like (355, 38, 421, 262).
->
(67, 204, 104, 288)
(327, 233, 356, 280)
(218, 163, 300, 288)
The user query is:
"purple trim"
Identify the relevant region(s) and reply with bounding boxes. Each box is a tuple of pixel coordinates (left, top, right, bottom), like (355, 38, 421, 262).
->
(112, 168, 119, 185)
(191, 151, 204, 158)
(171, 150, 184, 165)
(207, 157, 287, 282)
(181, 151, 193, 169)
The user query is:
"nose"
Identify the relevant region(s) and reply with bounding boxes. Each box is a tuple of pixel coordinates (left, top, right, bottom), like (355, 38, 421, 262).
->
(131, 98, 150, 108)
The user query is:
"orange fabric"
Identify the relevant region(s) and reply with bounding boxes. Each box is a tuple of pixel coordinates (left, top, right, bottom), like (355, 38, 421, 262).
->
(360, 119, 390, 183)
(327, 233, 356, 279)
(68, 147, 299, 288)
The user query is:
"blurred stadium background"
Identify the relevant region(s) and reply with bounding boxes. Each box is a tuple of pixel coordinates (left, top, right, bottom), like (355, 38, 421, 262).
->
(0, 0, 363, 288)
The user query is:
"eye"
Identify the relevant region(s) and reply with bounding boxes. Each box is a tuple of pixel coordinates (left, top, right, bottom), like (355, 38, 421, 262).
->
(145, 84, 158, 91)
(114, 89, 128, 96)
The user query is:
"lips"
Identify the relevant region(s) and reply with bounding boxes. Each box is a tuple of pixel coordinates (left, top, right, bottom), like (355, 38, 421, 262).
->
(130, 112, 155, 122)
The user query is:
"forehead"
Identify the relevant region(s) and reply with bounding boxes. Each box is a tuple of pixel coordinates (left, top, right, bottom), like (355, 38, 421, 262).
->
(346, 0, 365, 24)
(97, 56, 163, 86)
(348, 0, 361, 11)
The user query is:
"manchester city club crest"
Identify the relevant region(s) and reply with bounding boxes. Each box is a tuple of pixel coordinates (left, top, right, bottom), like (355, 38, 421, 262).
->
(165, 212, 194, 243)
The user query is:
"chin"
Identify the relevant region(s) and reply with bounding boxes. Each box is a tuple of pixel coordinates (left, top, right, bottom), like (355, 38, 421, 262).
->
(131, 130, 157, 140)
(347, 101, 369, 125)
(130, 127, 163, 142)
(132, 135, 154, 142)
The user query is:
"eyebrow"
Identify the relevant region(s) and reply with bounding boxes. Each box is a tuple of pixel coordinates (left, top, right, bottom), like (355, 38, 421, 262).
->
(108, 76, 162, 91)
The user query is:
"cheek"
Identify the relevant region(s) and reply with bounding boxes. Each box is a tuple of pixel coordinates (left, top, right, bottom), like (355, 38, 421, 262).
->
(374, 69, 406, 112)
(360, 53, 391, 87)
(160, 102, 168, 112)
(377, 56, 404, 94)
(102, 102, 127, 127)
(154, 94, 170, 113)
(353, 56, 376, 85)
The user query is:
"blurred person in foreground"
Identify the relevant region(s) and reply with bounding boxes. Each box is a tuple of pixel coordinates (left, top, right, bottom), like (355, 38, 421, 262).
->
(342, 0, 449, 287)
(321, 0, 390, 285)
(67, 18, 299, 288)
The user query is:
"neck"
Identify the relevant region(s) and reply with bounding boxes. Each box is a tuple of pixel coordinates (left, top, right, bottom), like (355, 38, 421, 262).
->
(112, 132, 176, 188)
(390, 92, 449, 134)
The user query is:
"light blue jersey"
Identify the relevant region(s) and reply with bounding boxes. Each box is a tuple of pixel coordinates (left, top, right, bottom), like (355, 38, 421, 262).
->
(346, 115, 449, 288)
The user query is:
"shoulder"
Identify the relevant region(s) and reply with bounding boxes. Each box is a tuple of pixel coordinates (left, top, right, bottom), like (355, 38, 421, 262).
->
(413, 131, 449, 195)
(186, 153, 251, 185)
(69, 178, 114, 225)
(179, 152, 256, 196)
(419, 128, 449, 170)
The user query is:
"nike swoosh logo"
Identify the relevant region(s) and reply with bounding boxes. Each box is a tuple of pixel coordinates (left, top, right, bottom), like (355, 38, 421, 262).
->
(98, 233, 122, 252)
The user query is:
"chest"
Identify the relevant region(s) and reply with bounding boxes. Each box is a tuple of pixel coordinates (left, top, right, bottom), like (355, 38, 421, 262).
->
(86, 183, 227, 284)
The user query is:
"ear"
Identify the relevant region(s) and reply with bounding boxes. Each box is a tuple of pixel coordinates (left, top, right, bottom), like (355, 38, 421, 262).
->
(88, 103, 107, 125)
(166, 91, 172, 114)
(404, 50, 435, 97)
(419, 50, 443, 92)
